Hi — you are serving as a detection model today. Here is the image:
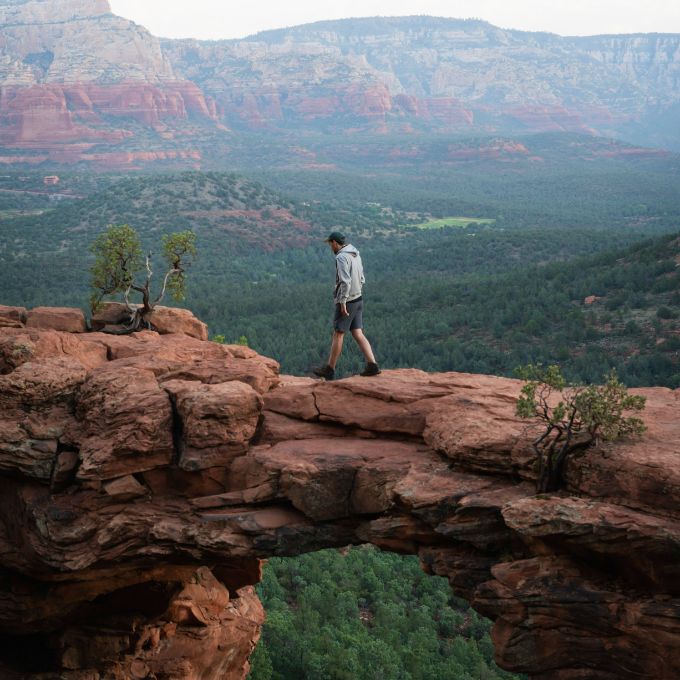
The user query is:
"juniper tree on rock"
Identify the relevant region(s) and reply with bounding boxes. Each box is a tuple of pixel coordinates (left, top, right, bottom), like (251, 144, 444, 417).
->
(516, 364, 647, 493)
(90, 224, 196, 333)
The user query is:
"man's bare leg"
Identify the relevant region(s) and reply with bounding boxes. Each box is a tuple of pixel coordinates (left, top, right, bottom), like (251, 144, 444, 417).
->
(328, 331, 345, 369)
(351, 329, 376, 364)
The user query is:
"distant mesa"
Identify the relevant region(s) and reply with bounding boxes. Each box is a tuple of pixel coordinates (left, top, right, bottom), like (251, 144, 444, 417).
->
(1, 3, 680, 167)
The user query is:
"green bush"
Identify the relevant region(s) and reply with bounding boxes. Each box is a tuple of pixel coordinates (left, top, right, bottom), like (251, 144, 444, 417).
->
(657, 306, 678, 320)
(516, 364, 647, 492)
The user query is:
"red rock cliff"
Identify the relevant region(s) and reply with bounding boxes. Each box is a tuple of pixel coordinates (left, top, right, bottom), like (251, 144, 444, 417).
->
(0, 305, 679, 679)
(0, 0, 218, 164)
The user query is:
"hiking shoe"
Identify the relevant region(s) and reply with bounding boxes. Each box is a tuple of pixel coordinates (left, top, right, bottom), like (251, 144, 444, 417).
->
(312, 364, 335, 380)
(360, 362, 381, 377)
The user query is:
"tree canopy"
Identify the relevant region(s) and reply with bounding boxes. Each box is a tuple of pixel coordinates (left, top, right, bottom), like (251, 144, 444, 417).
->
(89, 224, 196, 330)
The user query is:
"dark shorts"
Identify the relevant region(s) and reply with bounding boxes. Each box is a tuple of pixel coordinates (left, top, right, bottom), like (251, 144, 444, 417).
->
(333, 297, 363, 333)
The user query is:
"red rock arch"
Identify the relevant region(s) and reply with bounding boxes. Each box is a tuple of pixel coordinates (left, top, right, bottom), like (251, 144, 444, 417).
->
(0, 307, 678, 679)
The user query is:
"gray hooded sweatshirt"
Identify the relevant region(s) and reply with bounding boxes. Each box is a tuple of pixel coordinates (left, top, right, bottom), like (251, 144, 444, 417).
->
(334, 244, 365, 304)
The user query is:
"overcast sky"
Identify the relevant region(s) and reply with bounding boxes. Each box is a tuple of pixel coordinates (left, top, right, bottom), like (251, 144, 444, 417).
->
(108, 0, 680, 40)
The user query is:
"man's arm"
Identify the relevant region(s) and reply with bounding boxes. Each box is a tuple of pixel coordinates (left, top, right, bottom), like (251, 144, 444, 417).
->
(335, 254, 352, 315)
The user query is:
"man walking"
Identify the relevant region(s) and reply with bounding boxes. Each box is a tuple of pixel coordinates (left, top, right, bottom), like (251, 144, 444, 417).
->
(313, 232, 380, 380)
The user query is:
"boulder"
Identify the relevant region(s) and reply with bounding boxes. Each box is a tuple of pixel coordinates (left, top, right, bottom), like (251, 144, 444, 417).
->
(263, 377, 319, 420)
(75, 366, 175, 480)
(162, 357, 280, 394)
(103, 474, 149, 500)
(149, 306, 209, 340)
(163, 379, 263, 471)
(0, 305, 26, 328)
(0, 327, 108, 373)
(91, 302, 208, 340)
(26, 306, 87, 333)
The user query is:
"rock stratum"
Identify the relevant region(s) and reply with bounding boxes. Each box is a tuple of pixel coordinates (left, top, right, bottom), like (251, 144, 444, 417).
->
(1, 4, 680, 165)
(0, 304, 679, 679)
(0, 0, 218, 166)
(165, 18, 680, 145)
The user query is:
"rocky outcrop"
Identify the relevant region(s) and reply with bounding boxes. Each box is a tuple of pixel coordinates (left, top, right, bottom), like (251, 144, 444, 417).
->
(0, 0, 173, 84)
(0, 307, 679, 678)
(0, 82, 217, 152)
(25, 306, 87, 333)
(91, 303, 209, 341)
(0, 305, 26, 328)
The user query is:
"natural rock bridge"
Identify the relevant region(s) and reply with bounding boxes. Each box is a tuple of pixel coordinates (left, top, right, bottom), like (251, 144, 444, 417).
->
(0, 306, 679, 679)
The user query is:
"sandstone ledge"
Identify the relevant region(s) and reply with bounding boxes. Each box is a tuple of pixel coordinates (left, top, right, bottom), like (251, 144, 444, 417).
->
(0, 312, 678, 679)
(4, 302, 209, 340)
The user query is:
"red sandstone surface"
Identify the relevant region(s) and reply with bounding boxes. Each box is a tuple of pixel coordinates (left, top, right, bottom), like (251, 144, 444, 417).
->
(0, 306, 678, 679)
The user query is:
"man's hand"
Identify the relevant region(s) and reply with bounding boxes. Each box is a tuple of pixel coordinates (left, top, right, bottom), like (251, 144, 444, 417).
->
(340, 303, 349, 317)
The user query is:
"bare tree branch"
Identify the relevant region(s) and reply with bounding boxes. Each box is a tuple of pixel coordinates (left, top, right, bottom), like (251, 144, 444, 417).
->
(145, 252, 153, 282)
(154, 267, 179, 306)
(123, 284, 134, 312)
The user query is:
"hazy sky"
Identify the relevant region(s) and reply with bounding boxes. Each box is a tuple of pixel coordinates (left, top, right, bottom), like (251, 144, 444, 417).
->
(109, 0, 680, 40)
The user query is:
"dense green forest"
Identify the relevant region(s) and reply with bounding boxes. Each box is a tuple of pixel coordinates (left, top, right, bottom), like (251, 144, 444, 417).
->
(1, 167, 678, 386)
(191, 230, 680, 387)
(250, 135, 680, 232)
(248, 547, 522, 680)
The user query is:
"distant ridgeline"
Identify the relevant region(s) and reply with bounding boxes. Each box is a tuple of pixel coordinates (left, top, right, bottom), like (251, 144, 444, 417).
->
(1, 2, 680, 167)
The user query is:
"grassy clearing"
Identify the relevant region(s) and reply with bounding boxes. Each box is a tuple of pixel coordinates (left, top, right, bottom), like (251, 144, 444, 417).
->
(0, 209, 53, 220)
(415, 216, 496, 229)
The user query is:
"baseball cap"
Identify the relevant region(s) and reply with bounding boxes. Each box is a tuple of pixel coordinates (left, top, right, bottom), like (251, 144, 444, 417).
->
(326, 231, 346, 244)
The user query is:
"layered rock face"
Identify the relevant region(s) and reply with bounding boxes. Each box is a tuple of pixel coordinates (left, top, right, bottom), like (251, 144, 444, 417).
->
(0, 0, 172, 84)
(2, 7, 680, 165)
(0, 0, 217, 162)
(164, 17, 680, 146)
(0, 306, 679, 679)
